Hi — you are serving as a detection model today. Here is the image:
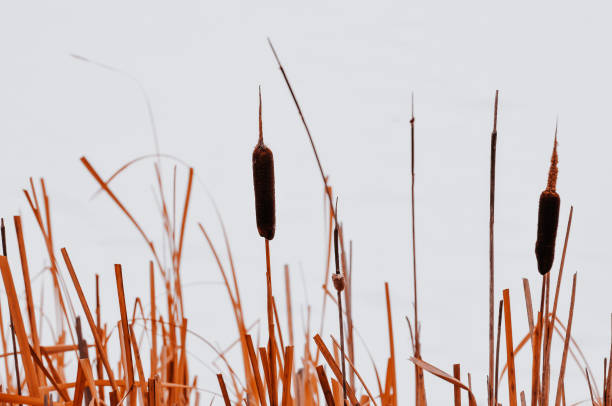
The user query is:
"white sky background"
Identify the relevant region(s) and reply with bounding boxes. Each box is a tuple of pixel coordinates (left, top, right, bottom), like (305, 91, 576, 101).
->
(0, 1, 611, 404)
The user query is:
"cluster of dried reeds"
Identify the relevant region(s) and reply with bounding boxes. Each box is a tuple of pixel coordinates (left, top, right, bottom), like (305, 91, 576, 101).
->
(0, 42, 609, 406)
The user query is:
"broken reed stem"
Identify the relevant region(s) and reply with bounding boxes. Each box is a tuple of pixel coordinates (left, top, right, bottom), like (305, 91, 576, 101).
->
(330, 336, 377, 406)
(115, 264, 136, 404)
(384, 283, 397, 406)
(245, 334, 267, 406)
(503, 289, 518, 406)
(313, 334, 358, 405)
(0, 256, 40, 397)
(531, 310, 543, 406)
(9, 322, 21, 399)
(281, 346, 294, 406)
(453, 364, 461, 406)
(489, 90, 499, 406)
(61, 248, 120, 395)
(494, 299, 503, 406)
(316, 365, 335, 406)
(14, 215, 42, 381)
(217, 374, 231, 406)
(554, 273, 577, 406)
(2, 219, 23, 400)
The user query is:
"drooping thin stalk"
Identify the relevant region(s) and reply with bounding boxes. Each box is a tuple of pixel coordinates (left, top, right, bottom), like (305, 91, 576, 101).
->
(267, 38, 337, 225)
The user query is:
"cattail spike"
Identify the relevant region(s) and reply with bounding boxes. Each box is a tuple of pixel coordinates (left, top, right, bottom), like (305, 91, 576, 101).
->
(253, 88, 276, 240)
(547, 123, 559, 191)
(536, 125, 561, 275)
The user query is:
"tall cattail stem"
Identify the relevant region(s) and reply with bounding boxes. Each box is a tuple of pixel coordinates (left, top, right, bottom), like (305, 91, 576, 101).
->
(265, 238, 277, 406)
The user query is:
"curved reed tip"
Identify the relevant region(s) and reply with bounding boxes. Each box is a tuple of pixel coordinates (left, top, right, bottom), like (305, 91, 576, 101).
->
(258, 87, 263, 145)
(546, 127, 559, 191)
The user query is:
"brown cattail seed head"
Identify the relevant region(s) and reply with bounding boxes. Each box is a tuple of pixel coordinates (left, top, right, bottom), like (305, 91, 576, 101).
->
(535, 135, 560, 275)
(252, 88, 276, 240)
(332, 273, 345, 292)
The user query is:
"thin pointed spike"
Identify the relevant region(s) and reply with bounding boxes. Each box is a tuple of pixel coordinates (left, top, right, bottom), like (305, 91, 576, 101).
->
(493, 90, 499, 133)
(258, 86, 263, 144)
(547, 125, 559, 192)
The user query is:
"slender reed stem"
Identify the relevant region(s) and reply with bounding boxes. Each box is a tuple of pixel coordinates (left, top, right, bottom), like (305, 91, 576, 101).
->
(267, 39, 337, 225)
(494, 298, 503, 405)
(410, 93, 427, 406)
(489, 90, 499, 406)
(265, 239, 277, 406)
(333, 223, 348, 405)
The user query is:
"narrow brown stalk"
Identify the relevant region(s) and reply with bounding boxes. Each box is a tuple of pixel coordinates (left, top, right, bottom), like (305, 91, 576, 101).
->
(217, 374, 232, 406)
(9, 322, 21, 401)
(265, 239, 277, 406)
(284, 265, 294, 347)
(410, 93, 427, 406)
(95, 273, 104, 402)
(554, 273, 577, 406)
(494, 299, 503, 406)
(586, 369, 596, 406)
(607, 317, 612, 406)
(522, 278, 535, 336)
(503, 289, 518, 406)
(267, 39, 336, 222)
(453, 364, 461, 406)
(245, 335, 267, 406)
(543, 207, 574, 404)
(531, 310, 543, 406)
(333, 221, 348, 405)
(0, 256, 40, 397)
(316, 365, 335, 406)
(489, 90, 499, 406)
(14, 216, 42, 380)
(115, 265, 136, 405)
(313, 334, 358, 405)
(385, 283, 397, 406)
(28, 345, 69, 401)
(61, 248, 119, 394)
(281, 346, 294, 406)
